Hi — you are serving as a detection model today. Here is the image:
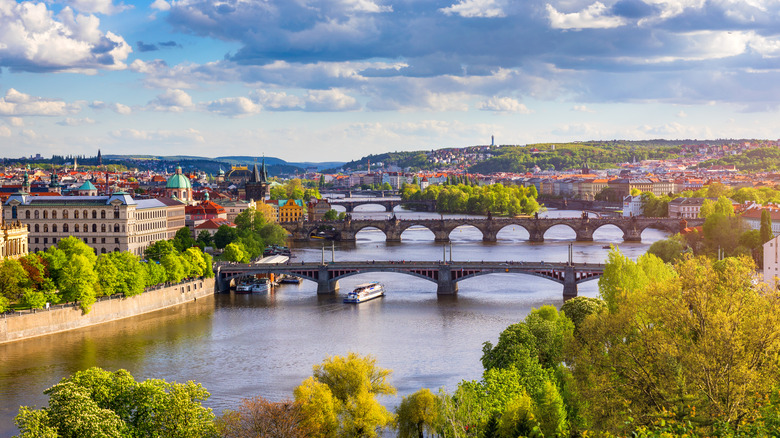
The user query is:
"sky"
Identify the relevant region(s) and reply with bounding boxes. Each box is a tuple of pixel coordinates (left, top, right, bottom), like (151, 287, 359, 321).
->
(1, 0, 780, 162)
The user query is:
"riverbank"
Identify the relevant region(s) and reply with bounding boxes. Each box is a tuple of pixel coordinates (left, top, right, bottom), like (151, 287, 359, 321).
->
(0, 277, 215, 345)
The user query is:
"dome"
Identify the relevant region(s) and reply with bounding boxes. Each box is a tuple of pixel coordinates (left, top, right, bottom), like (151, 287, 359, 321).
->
(166, 167, 192, 189)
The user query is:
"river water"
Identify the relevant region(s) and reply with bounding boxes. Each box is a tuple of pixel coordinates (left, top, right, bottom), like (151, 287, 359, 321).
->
(0, 208, 667, 436)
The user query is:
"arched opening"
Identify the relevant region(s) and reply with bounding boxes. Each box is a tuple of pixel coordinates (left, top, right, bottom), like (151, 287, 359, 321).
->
(640, 226, 671, 244)
(400, 225, 435, 241)
(449, 225, 483, 242)
(310, 225, 338, 240)
(496, 224, 531, 242)
(543, 224, 577, 241)
(352, 204, 386, 213)
(354, 226, 386, 242)
(592, 224, 623, 242)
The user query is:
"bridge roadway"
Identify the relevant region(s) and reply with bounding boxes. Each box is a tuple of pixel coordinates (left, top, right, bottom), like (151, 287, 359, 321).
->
(280, 216, 702, 243)
(216, 260, 605, 299)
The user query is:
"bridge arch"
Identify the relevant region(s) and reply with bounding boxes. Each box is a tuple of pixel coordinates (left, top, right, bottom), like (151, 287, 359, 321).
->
(541, 222, 578, 240)
(495, 223, 532, 241)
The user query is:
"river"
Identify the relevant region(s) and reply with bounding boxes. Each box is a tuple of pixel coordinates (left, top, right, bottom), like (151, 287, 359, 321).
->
(0, 208, 667, 436)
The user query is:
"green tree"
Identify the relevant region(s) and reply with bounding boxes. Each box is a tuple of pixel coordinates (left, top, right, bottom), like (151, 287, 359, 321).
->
(196, 231, 214, 248)
(15, 367, 217, 438)
(172, 227, 196, 252)
(222, 242, 250, 263)
(214, 226, 239, 250)
(559, 296, 606, 336)
(395, 388, 440, 438)
(323, 209, 339, 221)
(294, 378, 339, 438)
(0, 258, 30, 303)
(182, 247, 208, 277)
(761, 209, 774, 243)
(647, 234, 687, 263)
(56, 236, 97, 265)
(144, 239, 176, 262)
(21, 289, 47, 309)
(108, 252, 147, 296)
(160, 253, 186, 283)
(94, 254, 120, 297)
(59, 254, 98, 313)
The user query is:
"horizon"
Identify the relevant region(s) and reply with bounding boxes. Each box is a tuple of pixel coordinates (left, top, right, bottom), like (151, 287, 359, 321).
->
(2, 0, 780, 161)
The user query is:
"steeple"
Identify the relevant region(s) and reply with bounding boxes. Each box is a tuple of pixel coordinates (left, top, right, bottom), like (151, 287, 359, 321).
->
(259, 158, 268, 183)
(251, 163, 261, 183)
(97, 149, 102, 166)
(21, 170, 30, 193)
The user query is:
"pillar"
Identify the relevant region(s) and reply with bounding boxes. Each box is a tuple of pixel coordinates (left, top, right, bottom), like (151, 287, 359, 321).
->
(437, 266, 458, 295)
(317, 265, 339, 294)
(575, 228, 594, 242)
(622, 228, 642, 242)
(528, 229, 544, 242)
(562, 266, 578, 300)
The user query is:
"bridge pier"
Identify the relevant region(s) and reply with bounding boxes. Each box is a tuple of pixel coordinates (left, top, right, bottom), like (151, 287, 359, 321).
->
(562, 266, 578, 300)
(481, 228, 498, 242)
(529, 229, 544, 242)
(433, 230, 450, 243)
(437, 265, 458, 295)
(317, 266, 339, 294)
(575, 229, 594, 242)
(622, 228, 642, 242)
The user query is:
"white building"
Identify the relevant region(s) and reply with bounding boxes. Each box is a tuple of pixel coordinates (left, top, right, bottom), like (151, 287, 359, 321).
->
(622, 195, 643, 218)
(764, 234, 780, 288)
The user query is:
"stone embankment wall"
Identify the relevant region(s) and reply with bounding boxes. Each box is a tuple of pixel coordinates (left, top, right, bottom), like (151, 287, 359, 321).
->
(0, 277, 215, 344)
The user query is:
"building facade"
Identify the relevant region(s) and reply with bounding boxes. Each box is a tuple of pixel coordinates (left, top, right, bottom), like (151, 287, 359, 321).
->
(0, 202, 28, 260)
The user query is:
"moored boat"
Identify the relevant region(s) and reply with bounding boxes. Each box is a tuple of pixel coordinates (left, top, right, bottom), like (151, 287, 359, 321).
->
(235, 281, 253, 293)
(251, 278, 270, 293)
(279, 275, 302, 284)
(344, 282, 385, 304)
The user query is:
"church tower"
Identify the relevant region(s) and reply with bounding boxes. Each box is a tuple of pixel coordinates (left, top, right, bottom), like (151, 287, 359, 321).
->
(245, 159, 269, 202)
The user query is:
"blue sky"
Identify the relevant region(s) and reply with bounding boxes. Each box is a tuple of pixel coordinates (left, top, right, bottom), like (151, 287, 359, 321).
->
(1, 0, 780, 162)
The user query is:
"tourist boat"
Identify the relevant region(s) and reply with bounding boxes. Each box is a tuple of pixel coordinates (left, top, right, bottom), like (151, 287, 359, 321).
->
(280, 275, 302, 285)
(235, 281, 253, 293)
(251, 278, 270, 293)
(344, 282, 385, 304)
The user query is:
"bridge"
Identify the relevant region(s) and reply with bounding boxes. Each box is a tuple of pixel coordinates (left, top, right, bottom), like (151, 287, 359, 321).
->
(215, 260, 605, 299)
(279, 216, 702, 243)
(327, 197, 437, 212)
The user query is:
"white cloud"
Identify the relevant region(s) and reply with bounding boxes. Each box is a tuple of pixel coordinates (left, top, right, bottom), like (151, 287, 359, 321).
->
(150, 0, 171, 11)
(9, 117, 24, 126)
(0, 89, 79, 116)
(205, 97, 260, 117)
(478, 96, 531, 113)
(547, 2, 627, 29)
(68, 0, 132, 15)
(0, 3, 132, 72)
(340, 0, 392, 13)
(440, 0, 506, 18)
(0, 125, 11, 137)
(57, 117, 96, 126)
(111, 103, 132, 114)
(677, 110, 687, 118)
(147, 89, 193, 112)
(250, 90, 305, 110)
(304, 89, 360, 111)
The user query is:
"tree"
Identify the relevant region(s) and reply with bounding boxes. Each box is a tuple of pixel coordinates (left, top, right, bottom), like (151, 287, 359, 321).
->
(108, 252, 147, 296)
(761, 209, 774, 243)
(295, 353, 395, 438)
(222, 242, 250, 263)
(214, 226, 239, 250)
(59, 254, 98, 313)
(94, 254, 120, 297)
(569, 255, 780, 435)
(144, 240, 176, 262)
(294, 377, 339, 438)
(160, 253, 185, 283)
(172, 227, 196, 252)
(182, 247, 209, 277)
(217, 397, 310, 438)
(323, 209, 339, 221)
(196, 231, 214, 248)
(395, 388, 440, 438)
(647, 234, 687, 263)
(0, 258, 30, 303)
(56, 236, 97, 265)
(559, 296, 606, 336)
(15, 367, 217, 438)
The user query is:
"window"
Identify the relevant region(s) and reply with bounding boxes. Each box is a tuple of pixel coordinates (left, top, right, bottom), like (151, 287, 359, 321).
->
(12, 206, 18, 219)
(92, 210, 97, 219)
(43, 210, 48, 219)
(52, 225, 57, 233)
(63, 210, 68, 219)
(43, 238, 48, 244)
(63, 224, 68, 232)
(92, 237, 96, 243)
(101, 210, 106, 219)
(75, 224, 80, 233)
(34, 238, 39, 243)
(115, 238, 119, 244)
(101, 238, 105, 243)
(114, 206, 119, 219)
(25, 210, 30, 219)
(34, 210, 39, 219)
(84, 223, 88, 233)
(101, 224, 106, 232)
(74, 210, 79, 219)
(43, 224, 48, 233)
(114, 224, 119, 232)
(52, 210, 57, 219)
(92, 224, 97, 233)
(101, 248, 107, 254)
(35, 224, 39, 232)
(83, 210, 88, 219)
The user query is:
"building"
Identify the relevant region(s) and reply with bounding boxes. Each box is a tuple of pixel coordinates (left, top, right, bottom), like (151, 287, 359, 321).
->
(622, 195, 643, 217)
(245, 161, 270, 202)
(741, 206, 780, 236)
(0, 202, 28, 260)
(271, 199, 304, 222)
(185, 200, 227, 234)
(308, 198, 331, 221)
(764, 234, 780, 287)
(4, 192, 175, 257)
(668, 197, 720, 219)
(194, 218, 236, 237)
(165, 166, 193, 204)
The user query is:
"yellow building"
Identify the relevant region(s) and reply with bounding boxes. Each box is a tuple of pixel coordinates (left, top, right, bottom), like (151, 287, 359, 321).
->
(0, 202, 29, 260)
(278, 199, 304, 223)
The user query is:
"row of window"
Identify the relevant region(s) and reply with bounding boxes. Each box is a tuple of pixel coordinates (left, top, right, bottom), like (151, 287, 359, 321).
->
(33, 236, 119, 245)
(31, 223, 124, 233)
(34, 245, 120, 254)
(22, 208, 121, 220)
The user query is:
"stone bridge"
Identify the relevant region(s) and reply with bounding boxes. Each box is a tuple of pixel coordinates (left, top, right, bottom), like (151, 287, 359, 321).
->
(215, 260, 605, 299)
(279, 216, 702, 243)
(328, 197, 437, 212)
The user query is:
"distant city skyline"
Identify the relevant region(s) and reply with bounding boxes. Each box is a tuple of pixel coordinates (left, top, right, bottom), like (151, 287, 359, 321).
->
(2, 0, 780, 161)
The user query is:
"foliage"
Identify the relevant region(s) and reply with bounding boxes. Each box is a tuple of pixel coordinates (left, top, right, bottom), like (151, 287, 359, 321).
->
(0, 258, 30, 303)
(172, 227, 196, 253)
(144, 239, 177, 262)
(14, 367, 217, 438)
(761, 209, 774, 243)
(395, 388, 440, 438)
(294, 377, 340, 438)
(559, 296, 606, 336)
(217, 397, 310, 438)
(647, 233, 687, 263)
(570, 255, 780, 435)
(222, 242, 250, 263)
(59, 254, 98, 313)
(161, 253, 186, 283)
(641, 192, 670, 217)
(295, 353, 395, 438)
(214, 226, 240, 250)
(402, 183, 540, 216)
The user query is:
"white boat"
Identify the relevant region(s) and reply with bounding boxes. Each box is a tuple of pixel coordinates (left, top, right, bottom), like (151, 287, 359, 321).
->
(251, 279, 270, 293)
(344, 282, 385, 303)
(236, 281, 253, 293)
